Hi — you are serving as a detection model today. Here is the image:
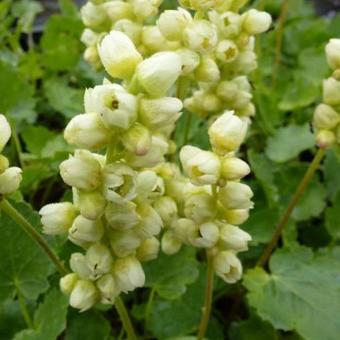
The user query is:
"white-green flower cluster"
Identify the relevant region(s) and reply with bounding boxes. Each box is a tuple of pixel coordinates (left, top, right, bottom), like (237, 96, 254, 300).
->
(0, 115, 22, 196)
(313, 39, 340, 148)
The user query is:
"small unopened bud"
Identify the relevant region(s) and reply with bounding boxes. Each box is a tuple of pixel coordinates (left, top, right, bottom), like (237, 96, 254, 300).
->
(60, 150, 102, 191)
(77, 190, 106, 220)
(224, 208, 250, 225)
(221, 157, 250, 180)
(135, 203, 163, 238)
(136, 237, 160, 261)
(70, 253, 93, 279)
(114, 19, 142, 46)
(243, 9, 272, 35)
(171, 217, 197, 244)
(39, 202, 77, 235)
(132, 0, 160, 20)
(105, 201, 140, 230)
(213, 251, 242, 283)
(113, 256, 145, 292)
(0, 167, 22, 195)
(0, 155, 9, 174)
(153, 196, 178, 225)
(316, 130, 336, 149)
(208, 111, 248, 154)
(218, 182, 254, 210)
(69, 216, 104, 247)
(161, 230, 182, 255)
(323, 77, 340, 106)
(81, 2, 108, 29)
(0, 114, 11, 152)
(70, 280, 98, 311)
(325, 38, 340, 70)
(215, 40, 239, 63)
(219, 223, 251, 252)
(195, 56, 220, 83)
(64, 113, 110, 150)
(189, 221, 220, 248)
(86, 244, 113, 277)
(96, 274, 119, 304)
(180, 145, 221, 185)
(109, 228, 142, 257)
(141, 26, 175, 54)
(121, 124, 152, 156)
(136, 52, 182, 97)
(81, 28, 100, 47)
(313, 104, 340, 130)
(98, 31, 142, 80)
(103, 1, 133, 21)
(176, 48, 200, 76)
(60, 273, 78, 295)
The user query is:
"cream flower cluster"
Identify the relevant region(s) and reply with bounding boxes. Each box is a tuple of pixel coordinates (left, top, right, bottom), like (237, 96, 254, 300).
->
(157, 111, 253, 283)
(0, 115, 22, 196)
(39, 32, 183, 311)
(313, 39, 340, 148)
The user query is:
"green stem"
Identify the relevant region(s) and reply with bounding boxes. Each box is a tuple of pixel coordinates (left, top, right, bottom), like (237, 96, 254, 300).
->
(115, 296, 138, 340)
(16, 287, 34, 328)
(257, 148, 325, 267)
(145, 288, 155, 324)
(11, 124, 24, 169)
(197, 251, 214, 340)
(0, 199, 67, 275)
(182, 112, 193, 146)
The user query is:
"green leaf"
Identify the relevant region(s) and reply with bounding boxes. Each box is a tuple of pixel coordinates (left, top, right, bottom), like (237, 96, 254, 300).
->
(265, 124, 315, 163)
(325, 192, 340, 240)
(0, 300, 26, 339)
(14, 289, 68, 340)
(65, 310, 111, 340)
(144, 247, 199, 299)
(0, 201, 54, 303)
(324, 148, 340, 201)
(44, 77, 83, 118)
(243, 246, 340, 340)
(11, 0, 43, 33)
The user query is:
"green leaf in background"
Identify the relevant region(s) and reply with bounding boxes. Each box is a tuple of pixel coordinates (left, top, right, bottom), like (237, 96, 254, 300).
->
(44, 77, 84, 118)
(0, 300, 26, 339)
(0, 201, 53, 303)
(244, 246, 340, 340)
(144, 247, 199, 299)
(65, 310, 111, 340)
(11, 0, 43, 33)
(13, 289, 68, 340)
(324, 148, 340, 201)
(265, 124, 314, 162)
(325, 192, 340, 240)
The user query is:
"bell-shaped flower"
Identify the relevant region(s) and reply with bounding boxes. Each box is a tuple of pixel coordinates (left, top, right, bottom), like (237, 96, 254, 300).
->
(69, 280, 99, 311)
(0, 114, 11, 152)
(213, 251, 242, 283)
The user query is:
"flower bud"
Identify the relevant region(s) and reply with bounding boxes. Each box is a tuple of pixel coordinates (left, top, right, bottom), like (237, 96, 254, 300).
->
(215, 40, 239, 63)
(176, 48, 200, 76)
(39, 202, 77, 235)
(316, 130, 336, 149)
(60, 273, 78, 295)
(208, 111, 248, 154)
(229, 51, 257, 74)
(86, 244, 113, 277)
(157, 8, 192, 41)
(81, 2, 108, 29)
(221, 157, 250, 180)
(0, 155, 9, 174)
(96, 274, 119, 304)
(70, 253, 93, 279)
(113, 19, 142, 46)
(84, 84, 138, 129)
(0, 167, 22, 195)
(64, 113, 110, 150)
(184, 189, 216, 223)
(113, 256, 145, 292)
(136, 237, 160, 261)
(109, 228, 142, 257)
(69, 216, 104, 247)
(218, 182, 254, 210)
(0, 114, 11, 152)
(161, 230, 182, 255)
(140, 97, 183, 130)
(135, 203, 163, 238)
(189, 221, 219, 248)
(103, 163, 137, 203)
(195, 56, 220, 83)
(213, 251, 242, 283)
(81, 28, 100, 47)
(243, 9, 272, 35)
(323, 77, 340, 106)
(70, 280, 98, 311)
(313, 104, 340, 130)
(98, 31, 142, 80)
(224, 208, 250, 225)
(84, 46, 101, 68)
(136, 52, 182, 97)
(180, 145, 221, 185)
(121, 124, 152, 156)
(153, 196, 178, 225)
(183, 20, 218, 53)
(171, 218, 197, 244)
(132, 0, 160, 20)
(136, 170, 165, 201)
(103, 1, 133, 22)
(60, 150, 102, 191)
(77, 190, 106, 220)
(141, 26, 175, 54)
(219, 223, 251, 251)
(325, 38, 340, 70)
(105, 201, 140, 230)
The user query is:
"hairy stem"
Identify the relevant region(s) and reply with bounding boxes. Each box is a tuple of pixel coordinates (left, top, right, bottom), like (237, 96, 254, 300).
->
(257, 148, 325, 267)
(115, 296, 138, 340)
(197, 251, 214, 340)
(0, 199, 67, 275)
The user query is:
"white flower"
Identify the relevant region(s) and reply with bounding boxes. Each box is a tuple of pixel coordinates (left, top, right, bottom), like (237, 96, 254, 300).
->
(208, 111, 248, 154)
(136, 237, 160, 261)
(325, 39, 340, 70)
(224, 208, 250, 225)
(81, 28, 100, 47)
(81, 2, 107, 29)
(213, 251, 242, 283)
(85, 244, 113, 277)
(0, 155, 9, 174)
(323, 78, 340, 106)
(64, 113, 110, 150)
(70, 280, 98, 311)
(219, 223, 251, 252)
(60, 273, 78, 295)
(221, 156, 250, 181)
(189, 221, 220, 248)
(215, 40, 239, 63)
(141, 26, 175, 55)
(121, 124, 151, 156)
(195, 56, 220, 83)
(103, 1, 133, 22)
(60, 150, 102, 191)
(243, 9, 272, 35)
(96, 274, 120, 304)
(39, 202, 77, 235)
(0, 114, 11, 152)
(161, 230, 182, 255)
(105, 201, 140, 230)
(70, 253, 93, 280)
(113, 19, 142, 46)
(109, 228, 142, 257)
(313, 104, 340, 130)
(180, 145, 221, 185)
(176, 48, 200, 76)
(135, 203, 163, 238)
(98, 30, 142, 80)
(136, 52, 182, 97)
(153, 196, 178, 226)
(0, 167, 22, 195)
(76, 190, 106, 220)
(135, 170, 165, 200)
(218, 182, 254, 210)
(113, 256, 145, 292)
